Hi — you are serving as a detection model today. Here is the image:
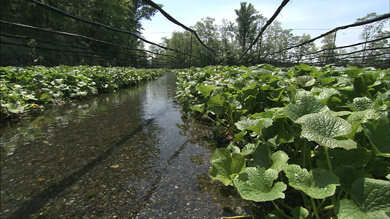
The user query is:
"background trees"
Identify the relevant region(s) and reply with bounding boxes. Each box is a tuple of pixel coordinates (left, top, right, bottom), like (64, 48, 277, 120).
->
(1, 1, 388, 68)
(0, 0, 158, 67)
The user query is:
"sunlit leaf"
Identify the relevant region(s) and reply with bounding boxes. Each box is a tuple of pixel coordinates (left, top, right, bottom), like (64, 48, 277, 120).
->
(284, 164, 340, 199)
(296, 113, 356, 149)
(233, 167, 287, 202)
(209, 148, 246, 186)
(284, 95, 329, 121)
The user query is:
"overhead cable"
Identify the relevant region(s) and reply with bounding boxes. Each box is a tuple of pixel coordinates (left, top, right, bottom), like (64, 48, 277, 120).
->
(272, 13, 390, 55)
(0, 20, 178, 59)
(141, 0, 219, 58)
(239, 0, 291, 61)
(25, 0, 189, 56)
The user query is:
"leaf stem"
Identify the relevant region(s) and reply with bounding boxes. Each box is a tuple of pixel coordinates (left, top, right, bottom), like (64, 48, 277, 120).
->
(323, 146, 333, 172)
(272, 201, 292, 219)
(276, 199, 293, 211)
(310, 197, 320, 219)
(302, 141, 307, 168)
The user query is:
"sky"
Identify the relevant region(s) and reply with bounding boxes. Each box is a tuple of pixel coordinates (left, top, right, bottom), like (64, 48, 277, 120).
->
(141, 0, 389, 49)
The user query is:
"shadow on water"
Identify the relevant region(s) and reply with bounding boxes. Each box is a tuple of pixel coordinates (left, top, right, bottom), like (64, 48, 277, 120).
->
(0, 72, 248, 218)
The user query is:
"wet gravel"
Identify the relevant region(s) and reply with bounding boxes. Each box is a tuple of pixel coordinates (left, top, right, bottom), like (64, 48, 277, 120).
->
(1, 73, 249, 218)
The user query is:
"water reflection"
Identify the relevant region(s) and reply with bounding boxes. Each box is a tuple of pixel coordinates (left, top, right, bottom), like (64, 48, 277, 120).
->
(0, 72, 247, 218)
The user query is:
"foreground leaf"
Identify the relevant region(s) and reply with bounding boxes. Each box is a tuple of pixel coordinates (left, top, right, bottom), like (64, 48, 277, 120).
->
(336, 178, 390, 218)
(233, 167, 287, 202)
(209, 148, 246, 186)
(284, 95, 329, 121)
(296, 114, 357, 149)
(284, 164, 340, 199)
(361, 116, 390, 155)
(291, 206, 309, 219)
(197, 83, 215, 98)
(207, 94, 225, 116)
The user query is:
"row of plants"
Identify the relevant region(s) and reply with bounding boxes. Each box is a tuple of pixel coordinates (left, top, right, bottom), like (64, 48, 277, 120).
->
(0, 66, 165, 120)
(175, 64, 390, 218)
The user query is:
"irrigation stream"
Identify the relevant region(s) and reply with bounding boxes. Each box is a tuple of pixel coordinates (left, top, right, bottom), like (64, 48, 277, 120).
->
(0, 72, 247, 218)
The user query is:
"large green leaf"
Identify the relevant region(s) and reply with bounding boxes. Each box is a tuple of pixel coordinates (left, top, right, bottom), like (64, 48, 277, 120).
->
(270, 150, 289, 173)
(347, 109, 379, 126)
(296, 114, 357, 149)
(197, 83, 215, 98)
(334, 166, 365, 193)
(207, 94, 225, 116)
(284, 95, 329, 121)
(251, 144, 289, 172)
(361, 116, 390, 155)
(233, 167, 287, 202)
(235, 118, 273, 136)
(352, 97, 374, 111)
(251, 143, 271, 168)
(241, 83, 259, 99)
(284, 164, 340, 199)
(296, 76, 316, 87)
(3, 102, 25, 114)
(209, 148, 246, 186)
(291, 206, 309, 219)
(336, 178, 390, 218)
(314, 87, 340, 103)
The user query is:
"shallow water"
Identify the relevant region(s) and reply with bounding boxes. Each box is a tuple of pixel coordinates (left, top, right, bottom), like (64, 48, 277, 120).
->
(0, 72, 247, 218)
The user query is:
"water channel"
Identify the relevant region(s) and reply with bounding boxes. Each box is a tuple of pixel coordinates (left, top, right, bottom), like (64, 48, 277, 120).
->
(0, 72, 247, 218)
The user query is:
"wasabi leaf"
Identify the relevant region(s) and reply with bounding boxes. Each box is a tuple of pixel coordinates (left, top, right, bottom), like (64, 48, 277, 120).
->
(296, 114, 357, 149)
(233, 167, 287, 202)
(337, 178, 390, 218)
(361, 116, 390, 155)
(209, 148, 246, 186)
(284, 95, 329, 121)
(284, 164, 340, 199)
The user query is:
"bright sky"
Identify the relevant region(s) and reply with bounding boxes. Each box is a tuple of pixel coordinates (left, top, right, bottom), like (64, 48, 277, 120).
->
(141, 0, 389, 48)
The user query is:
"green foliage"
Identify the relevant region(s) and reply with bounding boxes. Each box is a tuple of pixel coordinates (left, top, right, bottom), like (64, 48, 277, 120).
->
(175, 64, 390, 218)
(233, 167, 287, 202)
(0, 66, 165, 119)
(284, 165, 340, 199)
(336, 178, 390, 218)
(209, 148, 246, 186)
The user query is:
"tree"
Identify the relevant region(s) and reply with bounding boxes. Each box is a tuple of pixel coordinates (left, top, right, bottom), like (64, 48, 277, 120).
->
(357, 13, 389, 67)
(219, 19, 238, 65)
(192, 17, 220, 66)
(319, 33, 337, 65)
(294, 34, 317, 63)
(0, 0, 158, 66)
(234, 2, 260, 53)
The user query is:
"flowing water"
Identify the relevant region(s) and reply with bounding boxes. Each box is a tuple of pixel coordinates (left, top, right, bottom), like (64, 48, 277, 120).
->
(0, 72, 247, 218)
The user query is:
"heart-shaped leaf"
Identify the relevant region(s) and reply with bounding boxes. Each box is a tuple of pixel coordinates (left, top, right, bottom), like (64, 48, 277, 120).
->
(233, 167, 287, 202)
(351, 97, 374, 111)
(284, 164, 340, 199)
(291, 206, 309, 219)
(361, 116, 390, 155)
(336, 178, 390, 218)
(197, 83, 215, 98)
(296, 114, 357, 149)
(207, 94, 225, 116)
(296, 76, 316, 87)
(209, 148, 246, 186)
(284, 95, 329, 121)
(235, 118, 273, 136)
